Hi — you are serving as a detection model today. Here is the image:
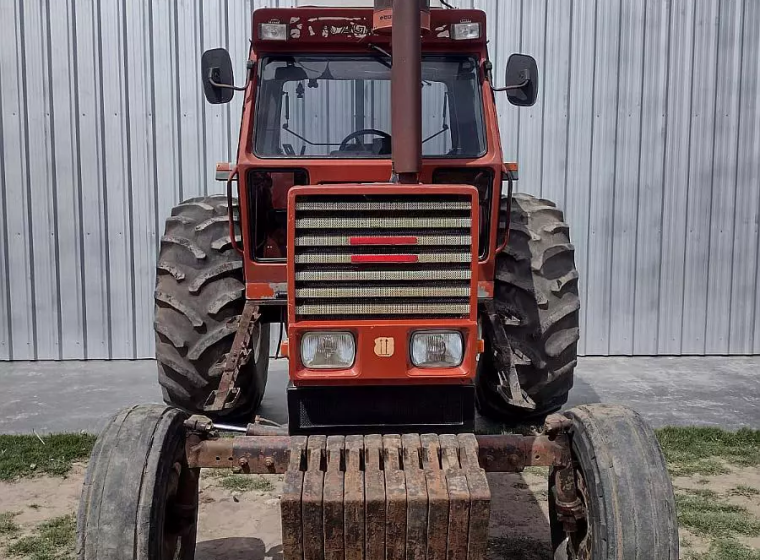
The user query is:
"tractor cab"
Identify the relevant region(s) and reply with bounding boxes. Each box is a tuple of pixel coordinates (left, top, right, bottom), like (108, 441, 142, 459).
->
(197, 2, 544, 434)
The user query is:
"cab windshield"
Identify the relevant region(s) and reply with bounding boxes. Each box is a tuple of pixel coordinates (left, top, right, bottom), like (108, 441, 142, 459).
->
(254, 54, 487, 159)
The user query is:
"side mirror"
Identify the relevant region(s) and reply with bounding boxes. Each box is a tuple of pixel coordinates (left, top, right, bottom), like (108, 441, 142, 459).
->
(202, 48, 235, 104)
(504, 53, 539, 107)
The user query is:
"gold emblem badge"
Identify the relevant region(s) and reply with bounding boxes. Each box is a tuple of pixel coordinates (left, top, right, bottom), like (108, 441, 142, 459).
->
(374, 337, 395, 357)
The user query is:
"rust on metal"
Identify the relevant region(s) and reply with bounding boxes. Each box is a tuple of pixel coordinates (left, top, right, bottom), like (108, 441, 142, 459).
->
(481, 300, 536, 411)
(187, 433, 567, 473)
(204, 300, 261, 411)
(440, 434, 470, 560)
(543, 413, 573, 436)
(188, 430, 577, 559)
(391, 0, 422, 182)
(549, 428, 585, 533)
(402, 434, 428, 560)
(343, 436, 365, 560)
(383, 435, 406, 560)
(323, 436, 345, 560)
(420, 434, 448, 560)
(303, 435, 327, 560)
(458, 434, 490, 560)
(364, 434, 386, 560)
(475, 434, 567, 472)
(282, 436, 307, 560)
(262, 432, 549, 560)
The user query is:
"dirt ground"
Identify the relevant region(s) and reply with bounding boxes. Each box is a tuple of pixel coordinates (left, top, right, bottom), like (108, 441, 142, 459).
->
(1, 464, 759, 560)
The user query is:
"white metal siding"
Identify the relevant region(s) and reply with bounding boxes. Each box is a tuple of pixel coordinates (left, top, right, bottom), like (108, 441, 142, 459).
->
(1, 0, 759, 359)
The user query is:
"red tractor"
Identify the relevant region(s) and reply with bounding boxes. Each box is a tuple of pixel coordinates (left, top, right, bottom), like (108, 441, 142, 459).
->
(77, 2, 679, 559)
(155, 3, 576, 430)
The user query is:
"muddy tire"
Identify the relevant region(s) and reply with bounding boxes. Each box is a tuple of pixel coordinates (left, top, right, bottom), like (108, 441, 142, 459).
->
(549, 404, 679, 559)
(77, 405, 199, 560)
(476, 193, 580, 421)
(155, 195, 269, 420)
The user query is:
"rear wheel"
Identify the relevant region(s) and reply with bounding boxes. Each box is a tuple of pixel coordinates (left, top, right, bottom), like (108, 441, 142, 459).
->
(548, 405, 679, 559)
(155, 195, 270, 420)
(77, 405, 199, 560)
(476, 193, 580, 421)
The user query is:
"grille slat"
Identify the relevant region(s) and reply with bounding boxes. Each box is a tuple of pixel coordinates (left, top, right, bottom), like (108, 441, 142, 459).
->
(296, 286, 470, 299)
(294, 194, 474, 321)
(295, 252, 472, 265)
(296, 234, 472, 247)
(296, 216, 471, 229)
(296, 303, 472, 316)
(296, 201, 470, 212)
(295, 269, 471, 282)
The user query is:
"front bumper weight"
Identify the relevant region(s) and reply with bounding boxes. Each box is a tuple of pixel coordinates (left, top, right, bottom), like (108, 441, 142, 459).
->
(281, 433, 492, 560)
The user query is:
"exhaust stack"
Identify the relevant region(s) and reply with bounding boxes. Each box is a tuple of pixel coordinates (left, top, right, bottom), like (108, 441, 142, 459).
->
(374, 0, 429, 184)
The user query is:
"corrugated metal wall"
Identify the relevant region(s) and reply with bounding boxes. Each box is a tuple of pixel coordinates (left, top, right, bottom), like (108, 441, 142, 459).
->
(1, 0, 760, 360)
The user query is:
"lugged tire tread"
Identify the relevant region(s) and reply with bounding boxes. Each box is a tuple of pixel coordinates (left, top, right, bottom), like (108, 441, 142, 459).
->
(476, 193, 580, 420)
(160, 235, 207, 260)
(155, 290, 204, 328)
(188, 261, 244, 294)
(187, 320, 239, 361)
(155, 196, 269, 420)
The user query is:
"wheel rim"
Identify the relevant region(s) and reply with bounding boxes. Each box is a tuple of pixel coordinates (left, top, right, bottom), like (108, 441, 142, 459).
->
(563, 467, 591, 560)
(162, 453, 198, 560)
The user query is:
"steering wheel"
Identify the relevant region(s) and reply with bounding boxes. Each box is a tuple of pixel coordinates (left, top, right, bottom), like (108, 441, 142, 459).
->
(339, 129, 391, 152)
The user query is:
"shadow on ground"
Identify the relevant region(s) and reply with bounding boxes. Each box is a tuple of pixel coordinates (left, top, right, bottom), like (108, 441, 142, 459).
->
(486, 471, 553, 560)
(195, 538, 283, 560)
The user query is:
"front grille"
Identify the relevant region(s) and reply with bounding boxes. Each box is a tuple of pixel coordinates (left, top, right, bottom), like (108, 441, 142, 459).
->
(293, 194, 474, 321)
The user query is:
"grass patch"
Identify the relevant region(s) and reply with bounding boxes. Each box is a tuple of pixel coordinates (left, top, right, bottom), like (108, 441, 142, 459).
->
(677, 493, 760, 539)
(729, 485, 760, 498)
(686, 538, 760, 560)
(656, 427, 760, 476)
(0, 512, 20, 536)
(6, 515, 75, 560)
(0, 434, 96, 481)
(217, 475, 274, 493)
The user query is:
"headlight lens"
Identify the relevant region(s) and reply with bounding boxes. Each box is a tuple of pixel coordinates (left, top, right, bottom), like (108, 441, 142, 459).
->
(410, 331, 464, 368)
(259, 23, 288, 41)
(451, 22, 481, 41)
(301, 332, 355, 369)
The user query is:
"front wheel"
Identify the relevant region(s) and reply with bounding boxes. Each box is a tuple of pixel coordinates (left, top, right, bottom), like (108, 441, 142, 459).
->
(155, 195, 270, 420)
(77, 405, 199, 560)
(476, 193, 580, 421)
(549, 404, 679, 559)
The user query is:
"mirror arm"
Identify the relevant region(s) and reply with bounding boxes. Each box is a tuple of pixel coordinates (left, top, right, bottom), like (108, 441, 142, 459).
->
(492, 78, 530, 93)
(208, 75, 248, 91)
(207, 65, 250, 92)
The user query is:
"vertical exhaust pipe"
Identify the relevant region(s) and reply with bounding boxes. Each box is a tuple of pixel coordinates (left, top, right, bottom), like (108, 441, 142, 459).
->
(375, 0, 425, 184)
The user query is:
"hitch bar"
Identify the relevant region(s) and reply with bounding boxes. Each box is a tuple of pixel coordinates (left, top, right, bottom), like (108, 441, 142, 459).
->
(185, 423, 572, 474)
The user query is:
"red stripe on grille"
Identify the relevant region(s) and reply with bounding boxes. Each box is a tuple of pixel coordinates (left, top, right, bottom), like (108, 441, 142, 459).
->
(349, 236, 418, 246)
(351, 254, 419, 264)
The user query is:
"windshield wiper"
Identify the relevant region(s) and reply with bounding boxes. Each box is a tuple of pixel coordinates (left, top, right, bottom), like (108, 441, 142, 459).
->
(367, 43, 392, 69)
(282, 124, 341, 147)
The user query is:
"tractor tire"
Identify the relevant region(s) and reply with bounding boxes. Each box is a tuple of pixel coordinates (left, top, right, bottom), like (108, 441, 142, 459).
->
(548, 404, 679, 559)
(476, 193, 580, 421)
(77, 405, 199, 560)
(155, 195, 270, 420)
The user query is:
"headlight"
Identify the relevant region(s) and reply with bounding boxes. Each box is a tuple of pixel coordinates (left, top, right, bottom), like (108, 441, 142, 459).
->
(259, 23, 288, 41)
(301, 332, 355, 369)
(451, 22, 481, 41)
(410, 331, 464, 368)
